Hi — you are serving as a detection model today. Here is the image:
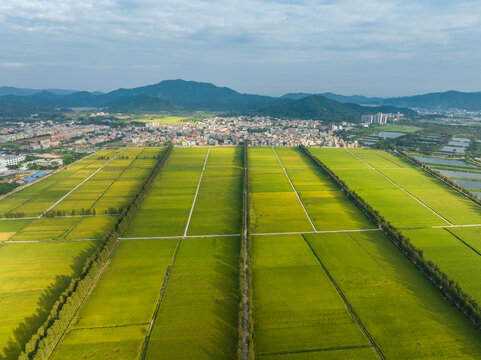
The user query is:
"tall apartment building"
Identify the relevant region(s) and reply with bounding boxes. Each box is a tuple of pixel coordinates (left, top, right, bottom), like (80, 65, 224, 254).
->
(361, 112, 389, 124)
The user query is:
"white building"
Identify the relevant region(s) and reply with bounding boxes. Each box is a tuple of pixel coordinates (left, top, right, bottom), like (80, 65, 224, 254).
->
(0, 154, 26, 172)
(361, 112, 389, 125)
(145, 122, 160, 129)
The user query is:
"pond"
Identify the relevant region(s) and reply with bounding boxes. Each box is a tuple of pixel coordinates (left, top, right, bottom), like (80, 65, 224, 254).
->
(413, 156, 476, 167)
(376, 131, 407, 139)
(437, 170, 481, 180)
(452, 179, 481, 189)
(441, 146, 465, 153)
(447, 141, 469, 148)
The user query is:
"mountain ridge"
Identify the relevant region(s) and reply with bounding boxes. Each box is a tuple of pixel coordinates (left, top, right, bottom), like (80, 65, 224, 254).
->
(2, 81, 481, 110)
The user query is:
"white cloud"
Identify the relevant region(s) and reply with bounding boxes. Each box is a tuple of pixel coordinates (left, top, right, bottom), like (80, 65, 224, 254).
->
(0, 0, 481, 94)
(0, 62, 27, 67)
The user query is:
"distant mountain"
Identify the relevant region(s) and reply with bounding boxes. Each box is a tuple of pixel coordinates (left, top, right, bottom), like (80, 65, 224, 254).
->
(321, 92, 384, 104)
(280, 90, 481, 110)
(0, 86, 78, 97)
(0, 99, 50, 116)
(105, 79, 279, 110)
(281, 93, 313, 100)
(253, 94, 416, 123)
(0, 80, 280, 112)
(376, 90, 481, 110)
(4, 80, 476, 116)
(106, 94, 177, 111)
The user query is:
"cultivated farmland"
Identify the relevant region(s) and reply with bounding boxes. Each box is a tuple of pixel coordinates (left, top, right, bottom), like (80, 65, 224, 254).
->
(51, 147, 243, 359)
(0, 147, 165, 358)
(0, 241, 98, 355)
(310, 148, 481, 311)
(3, 145, 481, 360)
(50, 239, 179, 359)
(250, 147, 481, 359)
(125, 147, 242, 237)
(0, 149, 121, 218)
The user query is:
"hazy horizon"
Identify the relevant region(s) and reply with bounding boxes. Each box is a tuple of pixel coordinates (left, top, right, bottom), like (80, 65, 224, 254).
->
(2, 79, 481, 99)
(1, 0, 481, 97)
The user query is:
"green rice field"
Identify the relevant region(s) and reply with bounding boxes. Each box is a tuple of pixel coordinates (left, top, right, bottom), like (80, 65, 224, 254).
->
(306, 232, 481, 359)
(403, 227, 481, 306)
(0, 149, 121, 217)
(50, 239, 179, 360)
(0, 241, 98, 352)
(0, 147, 164, 357)
(309, 148, 481, 227)
(126, 147, 242, 237)
(252, 234, 376, 358)
(145, 237, 239, 359)
(3, 145, 481, 359)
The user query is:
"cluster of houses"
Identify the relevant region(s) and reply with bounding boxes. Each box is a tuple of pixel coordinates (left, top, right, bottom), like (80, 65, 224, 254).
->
(123, 116, 359, 147)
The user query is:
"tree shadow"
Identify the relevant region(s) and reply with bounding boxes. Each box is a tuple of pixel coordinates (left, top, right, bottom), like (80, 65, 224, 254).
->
(1, 243, 98, 360)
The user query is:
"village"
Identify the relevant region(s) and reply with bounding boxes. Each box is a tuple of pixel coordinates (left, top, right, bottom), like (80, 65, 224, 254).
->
(0, 115, 363, 191)
(127, 116, 360, 147)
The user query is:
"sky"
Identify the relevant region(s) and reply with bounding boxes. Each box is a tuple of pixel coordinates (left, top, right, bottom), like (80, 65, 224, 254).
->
(1, 0, 481, 97)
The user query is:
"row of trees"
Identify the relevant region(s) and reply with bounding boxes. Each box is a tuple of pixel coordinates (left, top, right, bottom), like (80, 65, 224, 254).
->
(44, 206, 120, 218)
(398, 151, 481, 205)
(237, 142, 254, 360)
(300, 145, 481, 333)
(1, 211, 25, 219)
(19, 144, 173, 360)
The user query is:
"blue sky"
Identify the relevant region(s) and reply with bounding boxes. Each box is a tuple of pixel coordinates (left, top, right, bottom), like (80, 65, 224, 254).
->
(1, 0, 481, 96)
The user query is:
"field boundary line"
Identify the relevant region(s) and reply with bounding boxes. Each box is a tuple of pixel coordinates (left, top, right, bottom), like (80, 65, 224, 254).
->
(183, 146, 211, 236)
(272, 147, 317, 232)
(345, 149, 453, 226)
(249, 167, 318, 170)
(62, 149, 145, 240)
(0, 214, 120, 221)
(443, 228, 481, 257)
(139, 238, 183, 360)
(252, 228, 380, 236)
(88, 148, 146, 211)
(0, 148, 102, 202)
(119, 234, 240, 240)
(70, 322, 150, 332)
(301, 234, 386, 360)
(40, 147, 127, 217)
(397, 150, 481, 209)
(399, 224, 481, 230)
(257, 344, 374, 357)
(4, 238, 102, 243)
(47, 239, 121, 359)
(3, 149, 109, 217)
